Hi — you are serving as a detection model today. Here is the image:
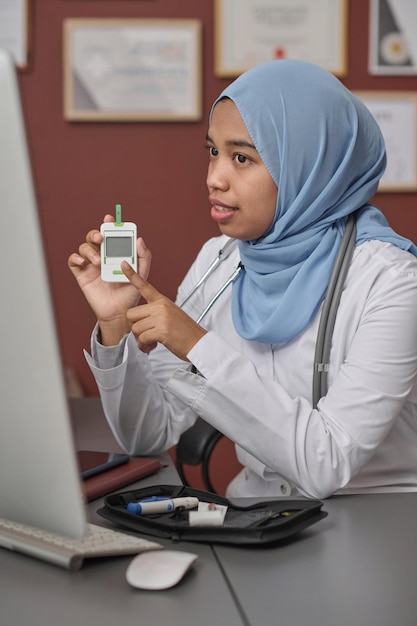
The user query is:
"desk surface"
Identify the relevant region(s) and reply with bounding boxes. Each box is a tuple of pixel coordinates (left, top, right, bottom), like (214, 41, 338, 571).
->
(2, 398, 417, 626)
(215, 492, 417, 626)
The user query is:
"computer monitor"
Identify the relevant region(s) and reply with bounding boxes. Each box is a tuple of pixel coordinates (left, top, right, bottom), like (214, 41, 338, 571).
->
(0, 48, 87, 538)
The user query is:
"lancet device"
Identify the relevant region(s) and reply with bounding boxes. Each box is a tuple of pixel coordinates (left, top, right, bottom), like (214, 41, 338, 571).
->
(100, 204, 137, 282)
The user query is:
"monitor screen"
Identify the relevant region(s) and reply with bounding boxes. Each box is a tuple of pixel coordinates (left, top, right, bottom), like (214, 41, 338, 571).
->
(0, 49, 86, 538)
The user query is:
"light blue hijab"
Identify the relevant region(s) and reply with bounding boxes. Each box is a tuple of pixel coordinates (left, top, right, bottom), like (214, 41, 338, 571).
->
(212, 60, 417, 345)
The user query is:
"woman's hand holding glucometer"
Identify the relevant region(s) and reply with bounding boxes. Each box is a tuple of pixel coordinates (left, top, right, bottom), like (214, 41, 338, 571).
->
(68, 212, 205, 357)
(68, 213, 152, 346)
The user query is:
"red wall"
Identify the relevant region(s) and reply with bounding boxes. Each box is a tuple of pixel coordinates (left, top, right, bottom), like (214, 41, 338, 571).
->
(18, 0, 417, 400)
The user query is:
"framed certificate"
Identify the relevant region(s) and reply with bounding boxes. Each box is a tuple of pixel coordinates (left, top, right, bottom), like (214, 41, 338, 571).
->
(214, 0, 347, 77)
(355, 91, 417, 192)
(63, 18, 202, 122)
(369, 0, 417, 75)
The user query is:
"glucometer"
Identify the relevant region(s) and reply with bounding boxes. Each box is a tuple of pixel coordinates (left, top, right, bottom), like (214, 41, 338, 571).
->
(100, 204, 137, 282)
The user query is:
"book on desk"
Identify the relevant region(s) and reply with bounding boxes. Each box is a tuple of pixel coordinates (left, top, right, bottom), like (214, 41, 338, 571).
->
(82, 456, 164, 502)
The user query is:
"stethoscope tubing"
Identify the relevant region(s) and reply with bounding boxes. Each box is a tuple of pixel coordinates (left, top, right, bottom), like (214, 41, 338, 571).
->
(196, 263, 244, 323)
(178, 238, 237, 309)
(312, 214, 356, 407)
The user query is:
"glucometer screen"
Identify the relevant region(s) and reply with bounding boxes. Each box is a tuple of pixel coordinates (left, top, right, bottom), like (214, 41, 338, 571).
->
(106, 236, 133, 257)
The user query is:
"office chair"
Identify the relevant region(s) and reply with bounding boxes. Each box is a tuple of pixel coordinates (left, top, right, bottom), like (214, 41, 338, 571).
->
(175, 418, 223, 493)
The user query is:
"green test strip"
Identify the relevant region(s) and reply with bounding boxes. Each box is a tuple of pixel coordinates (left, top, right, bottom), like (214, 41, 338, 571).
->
(115, 203, 122, 225)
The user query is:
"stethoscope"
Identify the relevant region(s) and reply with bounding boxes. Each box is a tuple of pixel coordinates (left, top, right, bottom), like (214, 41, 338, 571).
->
(180, 214, 356, 407)
(178, 238, 243, 323)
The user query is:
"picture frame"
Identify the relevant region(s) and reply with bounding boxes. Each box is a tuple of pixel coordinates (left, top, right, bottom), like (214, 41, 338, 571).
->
(63, 18, 202, 122)
(0, 0, 31, 70)
(369, 0, 417, 76)
(355, 91, 417, 192)
(214, 0, 347, 78)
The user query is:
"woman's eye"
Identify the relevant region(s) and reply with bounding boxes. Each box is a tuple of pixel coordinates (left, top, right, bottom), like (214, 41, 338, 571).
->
(208, 146, 218, 157)
(235, 154, 249, 164)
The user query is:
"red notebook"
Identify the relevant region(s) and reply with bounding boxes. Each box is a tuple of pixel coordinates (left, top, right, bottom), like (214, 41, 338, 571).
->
(82, 457, 163, 502)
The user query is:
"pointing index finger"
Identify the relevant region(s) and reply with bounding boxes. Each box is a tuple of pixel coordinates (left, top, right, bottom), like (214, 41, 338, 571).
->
(121, 261, 161, 303)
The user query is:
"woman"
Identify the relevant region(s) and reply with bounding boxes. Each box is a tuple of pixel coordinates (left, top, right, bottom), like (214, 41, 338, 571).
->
(69, 60, 417, 499)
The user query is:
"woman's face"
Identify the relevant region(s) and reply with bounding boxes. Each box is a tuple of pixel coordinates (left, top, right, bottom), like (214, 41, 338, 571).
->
(206, 99, 278, 241)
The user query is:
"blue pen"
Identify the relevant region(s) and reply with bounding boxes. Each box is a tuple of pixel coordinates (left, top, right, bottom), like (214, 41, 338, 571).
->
(127, 496, 199, 515)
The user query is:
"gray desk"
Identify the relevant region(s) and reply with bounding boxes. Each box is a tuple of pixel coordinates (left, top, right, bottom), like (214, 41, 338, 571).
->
(215, 492, 417, 626)
(0, 398, 245, 626)
(72, 402, 417, 625)
(2, 398, 416, 626)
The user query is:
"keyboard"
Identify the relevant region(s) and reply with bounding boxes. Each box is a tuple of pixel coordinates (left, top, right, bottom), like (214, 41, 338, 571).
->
(0, 517, 162, 570)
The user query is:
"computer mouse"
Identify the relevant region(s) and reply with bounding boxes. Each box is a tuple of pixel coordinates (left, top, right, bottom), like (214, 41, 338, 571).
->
(126, 549, 199, 590)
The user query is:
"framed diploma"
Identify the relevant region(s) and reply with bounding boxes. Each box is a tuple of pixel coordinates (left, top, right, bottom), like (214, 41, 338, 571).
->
(355, 91, 417, 192)
(369, 0, 417, 75)
(214, 0, 347, 78)
(63, 18, 202, 122)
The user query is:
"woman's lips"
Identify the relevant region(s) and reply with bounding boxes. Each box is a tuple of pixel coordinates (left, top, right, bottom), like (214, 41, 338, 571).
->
(209, 201, 237, 223)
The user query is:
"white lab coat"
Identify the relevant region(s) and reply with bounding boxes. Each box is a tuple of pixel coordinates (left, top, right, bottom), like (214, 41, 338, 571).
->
(86, 234, 417, 499)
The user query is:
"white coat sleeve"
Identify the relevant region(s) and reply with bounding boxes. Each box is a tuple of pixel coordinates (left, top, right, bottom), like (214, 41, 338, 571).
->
(85, 333, 200, 455)
(84, 235, 232, 456)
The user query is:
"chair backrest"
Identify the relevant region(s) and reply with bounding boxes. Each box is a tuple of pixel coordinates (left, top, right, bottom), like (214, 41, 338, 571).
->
(175, 418, 224, 493)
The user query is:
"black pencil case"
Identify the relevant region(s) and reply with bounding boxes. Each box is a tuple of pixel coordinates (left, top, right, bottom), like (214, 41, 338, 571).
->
(98, 484, 327, 546)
